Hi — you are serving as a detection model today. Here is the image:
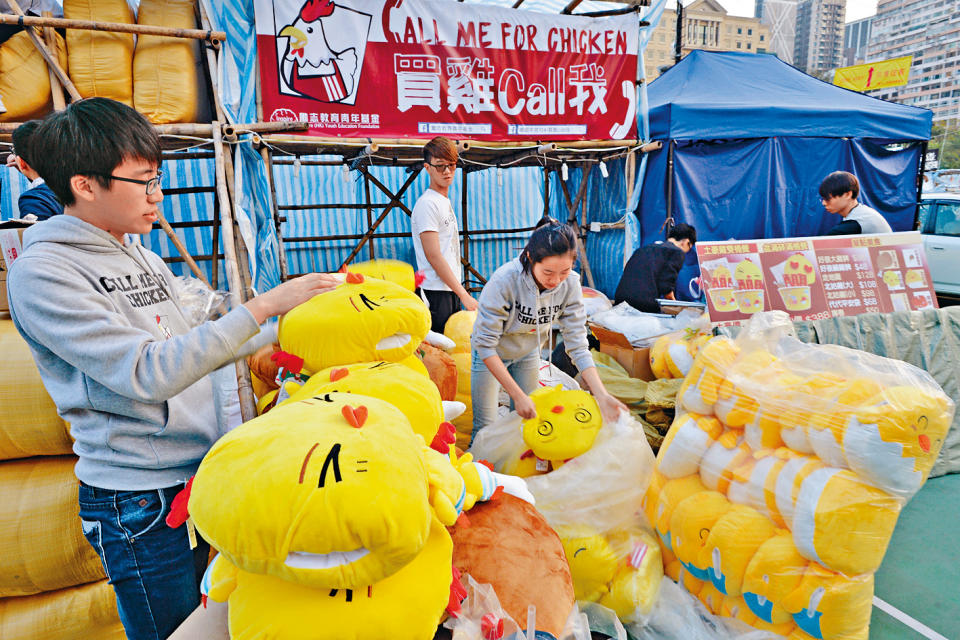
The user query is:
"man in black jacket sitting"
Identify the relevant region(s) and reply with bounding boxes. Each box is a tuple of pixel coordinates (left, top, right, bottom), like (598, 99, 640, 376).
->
(615, 223, 697, 313)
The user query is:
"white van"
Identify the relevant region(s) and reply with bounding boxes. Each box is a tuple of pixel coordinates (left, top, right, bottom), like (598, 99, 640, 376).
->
(919, 192, 960, 297)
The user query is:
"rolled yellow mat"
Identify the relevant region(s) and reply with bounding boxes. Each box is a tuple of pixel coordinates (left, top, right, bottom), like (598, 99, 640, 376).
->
(0, 456, 105, 597)
(0, 579, 124, 640)
(0, 320, 72, 461)
(0, 31, 68, 122)
(133, 0, 200, 124)
(64, 0, 135, 105)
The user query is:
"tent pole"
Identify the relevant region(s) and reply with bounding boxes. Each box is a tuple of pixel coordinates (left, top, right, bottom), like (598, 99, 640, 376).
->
(364, 169, 376, 260)
(559, 168, 596, 288)
(665, 140, 675, 237)
(461, 166, 472, 293)
(916, 140, 928, 230)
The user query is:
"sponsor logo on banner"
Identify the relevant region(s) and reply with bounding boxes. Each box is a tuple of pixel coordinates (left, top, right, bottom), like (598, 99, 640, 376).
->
(254, 0, 639, 140)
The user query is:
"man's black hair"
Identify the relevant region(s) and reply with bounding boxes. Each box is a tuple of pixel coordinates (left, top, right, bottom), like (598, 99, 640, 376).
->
(819, 171, 859, 200)
(11, 120, 42, 169)
(519, 221, 578, 272)
(30, 97, 162, 207)
(667, 222, 697, 245)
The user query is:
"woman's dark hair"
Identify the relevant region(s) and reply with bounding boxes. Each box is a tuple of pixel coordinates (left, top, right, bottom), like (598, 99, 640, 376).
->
(30, 97, 162, 207)
(519, 219, 578, 272)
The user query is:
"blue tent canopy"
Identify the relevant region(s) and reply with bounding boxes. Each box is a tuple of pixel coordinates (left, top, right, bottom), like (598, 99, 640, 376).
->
(648, 50, 932, 141)
(633, 51, 933, 300)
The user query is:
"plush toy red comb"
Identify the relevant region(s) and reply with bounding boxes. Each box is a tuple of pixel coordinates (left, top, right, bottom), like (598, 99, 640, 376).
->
(341, 404, 368, 428)
(430, 422, 456, 453)
(165, 476, 194, 528)
(481, 613, 504, 640)
(329, 367, 349, 382)
(345, 272, 365, 284)
(446, 566, 468, 617)
(271, 350, 304, 374)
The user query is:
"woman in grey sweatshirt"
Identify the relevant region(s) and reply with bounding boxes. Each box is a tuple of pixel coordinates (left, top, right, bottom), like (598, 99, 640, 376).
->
(470, 221, 626, 438)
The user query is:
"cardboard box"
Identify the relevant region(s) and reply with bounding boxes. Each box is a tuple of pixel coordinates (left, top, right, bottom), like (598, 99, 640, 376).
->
(0, 222, 31, 313)
(589, 323, 656, 381)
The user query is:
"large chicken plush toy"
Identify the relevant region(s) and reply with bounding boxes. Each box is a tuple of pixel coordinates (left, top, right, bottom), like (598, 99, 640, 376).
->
(172, 393, 518, 640)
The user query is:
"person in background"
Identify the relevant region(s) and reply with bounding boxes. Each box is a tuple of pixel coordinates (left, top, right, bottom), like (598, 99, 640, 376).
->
(9, 119, 64, 220)
(614, 223, 697, 313)
(410, 136, 478, 333)
(470, 219, 626, 439)
(820, 171, 892, 235)
(6, 97, 338, 640)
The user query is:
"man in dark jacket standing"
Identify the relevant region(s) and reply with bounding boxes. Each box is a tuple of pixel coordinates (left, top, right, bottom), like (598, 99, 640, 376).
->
(615, 223, 697, 313)
(9, 120, 64, 220)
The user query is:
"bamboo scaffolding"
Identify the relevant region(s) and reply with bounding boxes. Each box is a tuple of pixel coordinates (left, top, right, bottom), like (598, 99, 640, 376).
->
(559, 164, 597, 288)
(258, 134, 643, 150)
(156, 211, 211, 288)
(41, 11, 65, 111)
(4, 0, 81, 101)
(0, 13, 225, 42)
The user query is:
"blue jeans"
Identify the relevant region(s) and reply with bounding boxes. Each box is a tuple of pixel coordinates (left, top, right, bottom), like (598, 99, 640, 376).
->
(471, 348, 540, 440)
(78, 482, 210, 640)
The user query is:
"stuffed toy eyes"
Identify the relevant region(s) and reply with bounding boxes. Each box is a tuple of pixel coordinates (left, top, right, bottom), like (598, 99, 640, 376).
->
(299, 443, 345, 488)
(538, 421, 554, 437)
(575, 409, 592, 424)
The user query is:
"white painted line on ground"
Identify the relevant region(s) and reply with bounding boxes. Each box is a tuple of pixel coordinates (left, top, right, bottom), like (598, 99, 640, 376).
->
(874, 596, 950, 640)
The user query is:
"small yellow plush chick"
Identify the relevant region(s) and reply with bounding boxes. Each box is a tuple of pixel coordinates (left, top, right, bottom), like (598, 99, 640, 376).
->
(556, 523, 620, 602)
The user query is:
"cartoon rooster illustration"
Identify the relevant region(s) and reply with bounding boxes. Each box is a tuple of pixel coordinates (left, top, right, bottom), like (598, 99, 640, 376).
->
(279, 0, 359, 102)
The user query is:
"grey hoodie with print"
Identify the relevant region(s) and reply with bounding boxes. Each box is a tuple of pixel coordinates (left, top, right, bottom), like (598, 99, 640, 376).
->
(471, 257, 595, 374)
(6, 216, 275, 491)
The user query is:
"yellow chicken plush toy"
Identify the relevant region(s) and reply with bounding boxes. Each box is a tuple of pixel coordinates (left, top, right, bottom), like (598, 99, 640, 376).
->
(180, 393, 508, 640)
(344, 258, 423, 292)
(278, 273, 430, 375)
(677, 337, 740, 415)
(279, 360, 459, 453)
(506, 385, 603, 477)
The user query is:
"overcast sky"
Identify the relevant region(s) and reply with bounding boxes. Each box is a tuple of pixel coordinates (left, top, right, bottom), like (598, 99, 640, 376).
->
(710, 0, 878, 22)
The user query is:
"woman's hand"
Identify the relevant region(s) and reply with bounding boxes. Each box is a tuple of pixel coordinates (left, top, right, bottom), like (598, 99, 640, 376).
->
(513, 392, 537, 420)
(596, 391, 628, 424)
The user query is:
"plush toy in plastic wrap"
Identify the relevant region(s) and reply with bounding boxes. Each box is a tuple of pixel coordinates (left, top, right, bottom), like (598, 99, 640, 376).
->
(175, 393, 523, 640)
(649, 331, 713, 380)
(278, 360, 462, 453)
(653, 311, 955, 640)
(277, 273, 430, 375)
(469, 386, 603, 478)
(344, 258, 423, 292)
(523, 413, 664, 624)
(450, 493, 577, 638)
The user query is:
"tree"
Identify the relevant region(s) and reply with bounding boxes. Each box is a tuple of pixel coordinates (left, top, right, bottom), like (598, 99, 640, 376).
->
(930, 123, 960, 170)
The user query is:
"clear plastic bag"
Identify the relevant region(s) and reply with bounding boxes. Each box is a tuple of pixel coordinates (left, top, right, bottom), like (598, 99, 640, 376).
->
(654, 311, 955, 640)
(173, 276, 228, 327)
(445, 574, 593, 640)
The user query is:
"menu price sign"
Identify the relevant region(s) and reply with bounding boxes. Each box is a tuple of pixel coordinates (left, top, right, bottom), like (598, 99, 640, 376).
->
(697, 232, 938, 326)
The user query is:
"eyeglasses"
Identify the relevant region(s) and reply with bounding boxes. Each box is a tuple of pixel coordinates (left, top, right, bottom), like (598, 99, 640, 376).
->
(102, 169, 164, 195)
(428, 162, 457, 174)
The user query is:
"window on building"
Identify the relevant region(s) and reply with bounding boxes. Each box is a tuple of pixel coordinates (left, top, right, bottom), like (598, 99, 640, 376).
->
(747, 42, 752, 49)
(748, 28, 753, 35)
(737, 42, 742, 48)
(760, 34, 765, 41)
(737, 27, 742, 34)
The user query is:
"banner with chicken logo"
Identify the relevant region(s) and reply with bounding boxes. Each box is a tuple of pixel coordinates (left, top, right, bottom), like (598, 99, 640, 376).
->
(254, 0, 639, 141)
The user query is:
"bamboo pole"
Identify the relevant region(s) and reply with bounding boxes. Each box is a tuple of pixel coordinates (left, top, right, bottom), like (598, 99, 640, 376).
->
(258, 134, 643, 149)
(559, 168, 596, 288)
(260, 147, 290, 281)
(5, 0, 81, 102)
(212, 126, 244, 309)
(223, 122, 309, 137)
(156, 211, 211, 288)
(0, 13, 225, 42)
(42, 11, 65, 111)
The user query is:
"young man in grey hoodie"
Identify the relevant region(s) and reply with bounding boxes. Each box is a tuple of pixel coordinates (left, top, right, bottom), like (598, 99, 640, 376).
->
(5, 98, 337, 640)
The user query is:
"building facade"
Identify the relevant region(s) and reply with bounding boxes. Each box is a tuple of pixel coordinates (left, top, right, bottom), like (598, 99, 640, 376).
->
(793, 0, 845, 75)
(755, 0, 798, 64)
(643, 0, 771, 80)
(866, 0, 960, 122)
(843, 16, 873, 66)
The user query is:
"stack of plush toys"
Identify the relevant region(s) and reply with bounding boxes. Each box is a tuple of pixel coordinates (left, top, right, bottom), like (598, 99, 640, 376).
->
(646, 313, 954, 640)
(471, 384, 664, 625)
(171, 263, 605, 639)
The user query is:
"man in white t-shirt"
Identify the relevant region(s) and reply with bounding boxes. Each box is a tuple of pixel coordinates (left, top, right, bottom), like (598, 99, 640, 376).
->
(819, 171, 893, 235)
(411, 136, 478, 333)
